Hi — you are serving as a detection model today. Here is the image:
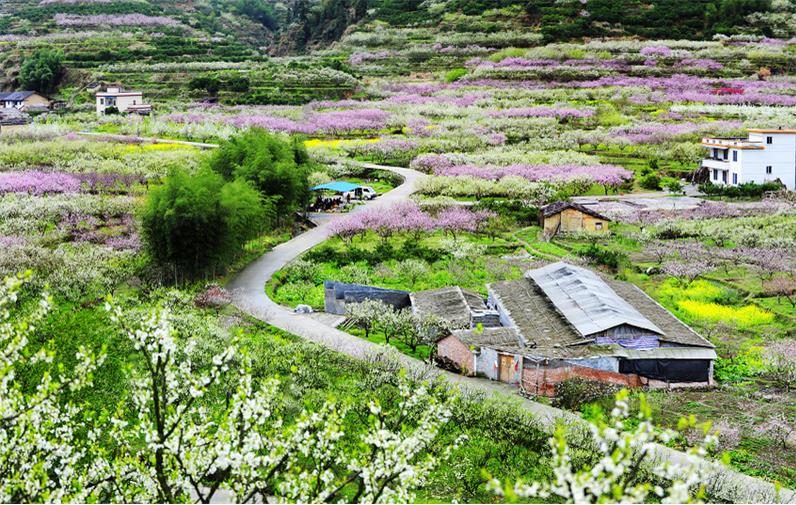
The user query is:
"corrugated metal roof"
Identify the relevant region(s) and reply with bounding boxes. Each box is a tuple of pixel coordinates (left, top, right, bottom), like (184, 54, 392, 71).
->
(527, 262, 663, 337)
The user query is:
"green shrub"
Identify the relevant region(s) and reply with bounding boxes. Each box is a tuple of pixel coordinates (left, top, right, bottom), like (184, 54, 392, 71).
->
(553, 378, 621, 410)
(488, 47, 526, 62)
(444, 68, 468, 82)
(208, 129, 313, 219)
(575, 243, 627, 270)
(698, 181, 783, 199)
(639, 173, 662, 190)
(662, 177, 684, 194)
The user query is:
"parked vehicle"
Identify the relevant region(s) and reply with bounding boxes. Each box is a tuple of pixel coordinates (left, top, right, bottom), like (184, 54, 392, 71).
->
(343, 186, 377, 200)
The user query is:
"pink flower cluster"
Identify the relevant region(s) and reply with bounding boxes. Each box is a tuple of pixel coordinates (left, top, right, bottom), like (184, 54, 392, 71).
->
(0, 171, 81, 195)
(435, 164, 632, 186)
(167, 108, 391, 135)
(489, 106, 593, 119)
(350, 51, 396, 65)
(0, 171, 142, 195)
(328, 202, 493, 239)
(54, 13, 181, 27)
(640, 45, 673, 57)
(385, 93, 487, 107)
(611, 120, 743, 144)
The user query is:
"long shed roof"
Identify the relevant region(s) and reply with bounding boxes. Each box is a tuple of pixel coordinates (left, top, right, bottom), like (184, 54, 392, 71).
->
(526, 262, 663, 337)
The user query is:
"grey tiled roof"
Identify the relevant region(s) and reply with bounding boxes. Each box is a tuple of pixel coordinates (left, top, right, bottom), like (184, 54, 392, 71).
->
(410, 286, 485, 329)
(1, 91, 36, 101)
(480, 262, 713, 359)
(0, 108, 31, 126)
(541, 201, 610, 220)
(450, 327, 524, 354)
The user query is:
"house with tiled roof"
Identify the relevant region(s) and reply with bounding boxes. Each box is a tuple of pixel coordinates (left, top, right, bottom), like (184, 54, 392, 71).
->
(435, 262, 716, 395)
(539, 201, 611, 236)
(0, 91, 51, 111)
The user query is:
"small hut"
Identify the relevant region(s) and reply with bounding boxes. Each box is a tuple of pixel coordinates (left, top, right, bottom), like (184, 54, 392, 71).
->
(540, 201, 610, 236)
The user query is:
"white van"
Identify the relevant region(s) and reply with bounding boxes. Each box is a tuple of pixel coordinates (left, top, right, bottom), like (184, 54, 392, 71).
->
(343, 186, 377, 201)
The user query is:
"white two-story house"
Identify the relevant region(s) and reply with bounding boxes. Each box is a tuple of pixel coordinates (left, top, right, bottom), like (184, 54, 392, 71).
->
(96, 87, 151, 116)
(701, 128, 796, 190)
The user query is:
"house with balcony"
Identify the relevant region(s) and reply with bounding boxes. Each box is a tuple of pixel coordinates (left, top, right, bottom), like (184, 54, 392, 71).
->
(701, 128, 796, 190)
(96, 87, 151, 115)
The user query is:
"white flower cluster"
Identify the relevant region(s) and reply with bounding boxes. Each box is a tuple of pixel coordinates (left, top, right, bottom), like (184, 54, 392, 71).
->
(0, 272, 105, 502)
(2, 279, 457, 502)
(488, 390, 718, 504)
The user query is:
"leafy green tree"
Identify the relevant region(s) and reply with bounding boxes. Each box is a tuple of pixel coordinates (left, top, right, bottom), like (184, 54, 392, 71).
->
(208, 128, 312, 220)
(140, 168, 269, 278)
(18, 48, 64, 94)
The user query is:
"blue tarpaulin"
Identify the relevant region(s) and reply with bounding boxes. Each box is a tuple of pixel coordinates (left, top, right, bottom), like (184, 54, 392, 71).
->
(311, 181, 362, 193)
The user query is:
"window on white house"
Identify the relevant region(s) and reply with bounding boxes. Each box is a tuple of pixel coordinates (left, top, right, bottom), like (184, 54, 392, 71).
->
(733, 173, 738, 184)
(713, 169, 718, 180)
(100, 98, 104, 105)
(767, 136, 773, 144)
(766, 165, 772, 174)
(732, 150, 737, 161)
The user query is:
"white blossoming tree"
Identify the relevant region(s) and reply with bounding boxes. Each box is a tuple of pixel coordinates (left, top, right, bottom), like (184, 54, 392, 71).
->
(98, 299, 460, 503)
(488, 390, 718, 504)
(0, 272, 105, 503)
(1, 273, 458, 503)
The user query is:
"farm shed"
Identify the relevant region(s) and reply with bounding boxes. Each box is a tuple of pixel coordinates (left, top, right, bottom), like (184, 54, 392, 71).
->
(437, 327, 523, 382)
(436, 262, 716, 395)
(0, 108, 31, 133)
(323, 281, 410, 315)
(409, 286, 500, 329)
(540, 201, 610, 235)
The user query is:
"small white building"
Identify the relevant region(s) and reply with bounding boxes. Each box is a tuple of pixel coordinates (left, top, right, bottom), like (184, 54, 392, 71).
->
(95, 87, 151, 115)
(701, 128, 796, 190)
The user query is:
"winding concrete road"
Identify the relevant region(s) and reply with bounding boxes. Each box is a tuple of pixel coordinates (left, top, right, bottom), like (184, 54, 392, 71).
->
(81, 131, 791, 503)
(225, 161, 794, 504)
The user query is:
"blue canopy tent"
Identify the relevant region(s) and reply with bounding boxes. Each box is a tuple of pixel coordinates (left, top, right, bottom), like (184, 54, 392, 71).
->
(311, 181, 362, 193)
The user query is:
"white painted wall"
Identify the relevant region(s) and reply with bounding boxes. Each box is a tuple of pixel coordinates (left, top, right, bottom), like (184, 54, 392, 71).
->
(96, 93, 144, 115)
(704, 131, 796, 190)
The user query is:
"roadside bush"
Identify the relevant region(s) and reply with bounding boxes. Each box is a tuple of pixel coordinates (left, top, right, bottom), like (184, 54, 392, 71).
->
(552, 378, 621, 410)
(698, 181, 783, 199)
